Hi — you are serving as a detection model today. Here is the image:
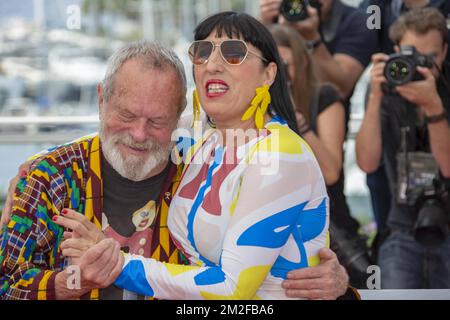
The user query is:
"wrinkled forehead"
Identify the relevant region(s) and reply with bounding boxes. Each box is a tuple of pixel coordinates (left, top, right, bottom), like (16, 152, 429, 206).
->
(110, 64, 181, 116)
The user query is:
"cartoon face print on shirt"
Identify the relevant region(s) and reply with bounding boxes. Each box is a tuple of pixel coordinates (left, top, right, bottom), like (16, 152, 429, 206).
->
(103, 200, 157, 257)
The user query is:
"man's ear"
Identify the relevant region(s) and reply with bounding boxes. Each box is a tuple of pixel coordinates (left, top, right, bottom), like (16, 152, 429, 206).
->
(264, 61, 278, 86)
(97, 83, 104, 117)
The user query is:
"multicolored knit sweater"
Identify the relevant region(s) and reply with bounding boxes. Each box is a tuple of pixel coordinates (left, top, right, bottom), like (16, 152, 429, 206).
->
(0, 135, 184, 300)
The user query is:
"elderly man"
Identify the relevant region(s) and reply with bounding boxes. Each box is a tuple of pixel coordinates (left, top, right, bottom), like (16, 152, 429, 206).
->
(0, 40, 349, 300)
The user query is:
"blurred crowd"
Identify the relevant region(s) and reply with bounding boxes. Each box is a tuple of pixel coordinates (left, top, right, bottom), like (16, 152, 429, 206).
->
(259, 0, 450, 289)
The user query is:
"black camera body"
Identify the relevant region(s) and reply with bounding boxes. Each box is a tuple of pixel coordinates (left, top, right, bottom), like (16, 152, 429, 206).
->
(397, 150, 449, 247)
(413, 179, 449, 247)
(280, 0, 322, 22)
(383, 46, 434, 89)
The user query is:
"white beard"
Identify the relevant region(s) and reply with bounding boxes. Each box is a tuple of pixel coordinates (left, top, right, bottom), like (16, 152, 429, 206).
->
(99, 124, 172, 182)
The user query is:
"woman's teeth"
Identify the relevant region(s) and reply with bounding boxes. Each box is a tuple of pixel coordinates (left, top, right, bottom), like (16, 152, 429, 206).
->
(207, 83, 228, 93)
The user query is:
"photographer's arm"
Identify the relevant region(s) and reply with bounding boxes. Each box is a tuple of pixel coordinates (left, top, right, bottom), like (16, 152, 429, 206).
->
(300, 101, 346, 185)
(356, 94, 383, 173)
(355, 54, 388, 173)
(313, 47, 364, 100)
(283, 6, 365, 99)
(259, 0, 282, 25)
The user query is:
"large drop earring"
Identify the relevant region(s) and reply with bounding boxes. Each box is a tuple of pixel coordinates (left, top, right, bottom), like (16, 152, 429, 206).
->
(192, 89, 201, 128)
(241, 85, 271, 129)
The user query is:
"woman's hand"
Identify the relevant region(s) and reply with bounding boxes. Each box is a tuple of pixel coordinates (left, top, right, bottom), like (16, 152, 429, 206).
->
(53, 209, 105, 261)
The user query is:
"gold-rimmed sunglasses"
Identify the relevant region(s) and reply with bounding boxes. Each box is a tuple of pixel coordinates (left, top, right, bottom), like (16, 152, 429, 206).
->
(188, 39, 269, 66)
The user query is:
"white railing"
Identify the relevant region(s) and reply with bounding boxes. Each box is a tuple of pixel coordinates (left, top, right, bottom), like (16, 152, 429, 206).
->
(0, 116, 99, 125)
(0, 114, 364, 144)
(0, 116, 99, 144)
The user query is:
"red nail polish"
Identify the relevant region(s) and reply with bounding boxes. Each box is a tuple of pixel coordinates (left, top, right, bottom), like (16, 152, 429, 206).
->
(62, 209, 68, 215)
(52, 216, 58, 221)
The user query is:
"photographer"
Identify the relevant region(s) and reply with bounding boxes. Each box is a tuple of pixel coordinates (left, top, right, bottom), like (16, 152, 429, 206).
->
(356, 8, 450, 288)
(359, 0, 450, 263)
(260, 0, 377, 287)
(260, 0, 379, 101)
(269, 24, 372, 289)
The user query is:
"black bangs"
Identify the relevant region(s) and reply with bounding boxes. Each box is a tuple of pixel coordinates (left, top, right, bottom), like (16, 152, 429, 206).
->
(194, 12, 271, 64)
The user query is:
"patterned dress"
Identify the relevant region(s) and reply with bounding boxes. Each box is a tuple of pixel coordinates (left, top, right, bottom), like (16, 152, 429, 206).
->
(114, 116, 329, 299)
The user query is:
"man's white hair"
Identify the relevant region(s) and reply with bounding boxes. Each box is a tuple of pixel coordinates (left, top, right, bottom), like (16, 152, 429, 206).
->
(102, 40, 187, 114)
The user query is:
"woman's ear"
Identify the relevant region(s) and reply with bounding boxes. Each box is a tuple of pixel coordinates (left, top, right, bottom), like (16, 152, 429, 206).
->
(394, 45, 400, 53)
(264, 61, 278, 86)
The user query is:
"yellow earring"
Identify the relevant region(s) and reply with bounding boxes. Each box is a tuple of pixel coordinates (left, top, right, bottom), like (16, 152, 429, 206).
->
(241, 85, 271, 129)
(192, 89, 201, 128)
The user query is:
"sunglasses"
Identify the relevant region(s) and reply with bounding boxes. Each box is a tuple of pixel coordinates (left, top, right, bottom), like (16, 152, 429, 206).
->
(188, 39, 269, 66)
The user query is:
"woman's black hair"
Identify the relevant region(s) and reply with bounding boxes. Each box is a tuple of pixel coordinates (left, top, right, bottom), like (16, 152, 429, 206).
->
(193, 11, 299, 134)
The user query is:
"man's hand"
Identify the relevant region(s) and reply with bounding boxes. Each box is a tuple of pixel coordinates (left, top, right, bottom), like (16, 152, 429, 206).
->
(369, 53, 389, 100)
(55, 238, 124, 299)
(53, 208, 105, 263)
(281, 247, 349, 300)
(395, 66, 444, 115)
(260, 0, 282, 25)
(78, 239, 123, 289)
(0, 161, 33, 230)
(280, 6, 321, 41)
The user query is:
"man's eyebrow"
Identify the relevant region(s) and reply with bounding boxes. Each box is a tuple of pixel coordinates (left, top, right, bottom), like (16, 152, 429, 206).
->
(117, 107, 135, 116)
(149, 116, 171, 122)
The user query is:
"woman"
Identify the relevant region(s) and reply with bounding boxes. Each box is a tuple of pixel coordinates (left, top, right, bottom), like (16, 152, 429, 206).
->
(268, 24, 372, 288)
(268, 24, 345, 186)
(57, 12, 329, 300)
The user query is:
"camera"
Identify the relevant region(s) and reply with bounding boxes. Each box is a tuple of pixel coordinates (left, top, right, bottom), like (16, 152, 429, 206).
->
(280, 0, 321, 22)
(329, 222, 373, 289)
(384, 46, 434, 88)
(397, 151, 449, 246)
(413, 179, 449, 247)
